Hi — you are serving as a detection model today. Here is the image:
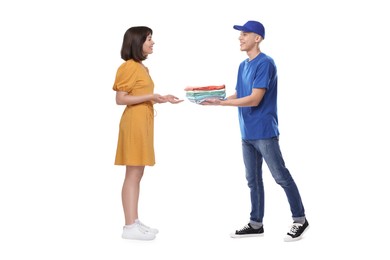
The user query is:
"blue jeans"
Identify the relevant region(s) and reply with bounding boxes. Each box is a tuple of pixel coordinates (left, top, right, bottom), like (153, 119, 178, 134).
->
(242, 137, 305, 224)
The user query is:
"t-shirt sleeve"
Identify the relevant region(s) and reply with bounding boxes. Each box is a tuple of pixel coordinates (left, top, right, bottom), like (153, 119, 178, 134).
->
(253, 61, 273, 90)
(112, 61, 138, 92)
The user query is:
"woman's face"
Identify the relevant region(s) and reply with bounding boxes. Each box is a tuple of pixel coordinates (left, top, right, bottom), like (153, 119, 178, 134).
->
(142, 33, 154, 56)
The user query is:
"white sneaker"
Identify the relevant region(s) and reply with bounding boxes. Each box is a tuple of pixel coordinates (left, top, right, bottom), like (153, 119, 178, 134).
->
(122, 223, 156, 240)
(135, 219, 159, 234)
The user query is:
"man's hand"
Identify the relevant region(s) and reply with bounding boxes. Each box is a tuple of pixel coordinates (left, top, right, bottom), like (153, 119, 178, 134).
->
(200, 98, 222, 105)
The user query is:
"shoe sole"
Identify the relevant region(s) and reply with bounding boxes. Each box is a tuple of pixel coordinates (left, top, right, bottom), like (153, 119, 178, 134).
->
(122, 235, 156, 241)
(230, 233, 264, 238)
(284, 225, 310, 242)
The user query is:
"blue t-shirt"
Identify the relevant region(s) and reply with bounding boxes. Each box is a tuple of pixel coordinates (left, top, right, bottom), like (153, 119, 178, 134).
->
(236, 52, 279, 140)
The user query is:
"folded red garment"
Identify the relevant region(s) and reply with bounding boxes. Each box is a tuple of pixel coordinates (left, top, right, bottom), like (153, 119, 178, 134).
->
(184, 85, 225, 91)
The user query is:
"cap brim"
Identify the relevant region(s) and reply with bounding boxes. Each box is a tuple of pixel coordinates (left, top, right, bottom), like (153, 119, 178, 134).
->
(233, 25, 249, 32)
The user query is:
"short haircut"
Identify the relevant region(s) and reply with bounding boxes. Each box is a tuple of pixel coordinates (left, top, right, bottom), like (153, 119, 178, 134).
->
(120, 26, 153, 62)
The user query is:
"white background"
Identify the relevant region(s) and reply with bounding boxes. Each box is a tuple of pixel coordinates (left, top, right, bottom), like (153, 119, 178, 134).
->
(1, 0, 389, 259)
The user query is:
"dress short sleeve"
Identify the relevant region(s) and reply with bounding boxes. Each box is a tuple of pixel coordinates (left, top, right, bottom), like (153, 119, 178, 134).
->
(112, 60, 138, 92)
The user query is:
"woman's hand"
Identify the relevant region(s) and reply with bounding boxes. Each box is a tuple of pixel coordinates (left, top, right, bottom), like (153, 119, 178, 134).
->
(152, 94, 167, 104)
(163, 95, 184, 104)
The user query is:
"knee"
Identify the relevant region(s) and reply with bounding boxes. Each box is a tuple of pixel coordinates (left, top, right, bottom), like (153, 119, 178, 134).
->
(246, 174, 258, 189)
(272, 168, 294, 186)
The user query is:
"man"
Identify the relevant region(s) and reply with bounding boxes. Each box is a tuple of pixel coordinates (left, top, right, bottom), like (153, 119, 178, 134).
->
(202, 20, 309, 242)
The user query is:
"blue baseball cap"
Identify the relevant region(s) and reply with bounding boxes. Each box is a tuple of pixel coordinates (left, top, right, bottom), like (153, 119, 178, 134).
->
(233, 20, 265, 39)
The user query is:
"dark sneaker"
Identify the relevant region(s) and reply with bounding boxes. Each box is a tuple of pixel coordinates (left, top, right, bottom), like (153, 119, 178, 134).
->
(230, 223, 264, 238)
(284, 219, 309, 242)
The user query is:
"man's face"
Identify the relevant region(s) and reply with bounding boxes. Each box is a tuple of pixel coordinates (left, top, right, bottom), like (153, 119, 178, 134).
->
(238, 31, 261, 51)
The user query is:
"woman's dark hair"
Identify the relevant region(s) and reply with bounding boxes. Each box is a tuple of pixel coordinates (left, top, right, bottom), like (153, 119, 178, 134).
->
(120, 26, 153, 62)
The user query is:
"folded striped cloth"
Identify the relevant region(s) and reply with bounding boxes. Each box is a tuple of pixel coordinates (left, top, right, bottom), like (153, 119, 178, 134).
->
(185, 85, 226, 104)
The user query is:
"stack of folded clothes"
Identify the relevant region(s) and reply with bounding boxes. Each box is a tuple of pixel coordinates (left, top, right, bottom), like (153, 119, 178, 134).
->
(184, 85, 226, 104)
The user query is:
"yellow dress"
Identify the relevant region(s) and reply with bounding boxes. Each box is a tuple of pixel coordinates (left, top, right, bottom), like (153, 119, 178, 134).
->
(113, 60, 155, 166)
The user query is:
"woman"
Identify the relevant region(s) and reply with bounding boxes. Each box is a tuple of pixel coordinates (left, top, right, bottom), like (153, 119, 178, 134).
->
(113, 26, 182, 240)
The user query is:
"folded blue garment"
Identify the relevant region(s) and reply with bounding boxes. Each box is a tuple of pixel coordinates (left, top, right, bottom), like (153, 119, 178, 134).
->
(185, 85, 226, 104)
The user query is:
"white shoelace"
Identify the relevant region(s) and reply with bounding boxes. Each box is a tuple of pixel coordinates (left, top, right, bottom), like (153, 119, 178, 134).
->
(136, 220, 157, 233)
(288, 223, 303, 235)
(123, 223, 149, 234)
(237, 225, 251, 232)
(137, 221, 151, 231)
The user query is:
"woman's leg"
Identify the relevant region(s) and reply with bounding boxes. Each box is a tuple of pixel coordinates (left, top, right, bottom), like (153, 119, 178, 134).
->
(122, 165, 145, 225)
